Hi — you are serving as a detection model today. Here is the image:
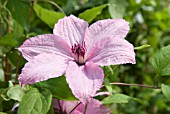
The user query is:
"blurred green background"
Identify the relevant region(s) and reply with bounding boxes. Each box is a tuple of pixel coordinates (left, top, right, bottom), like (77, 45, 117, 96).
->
(0, 0, 170, 114)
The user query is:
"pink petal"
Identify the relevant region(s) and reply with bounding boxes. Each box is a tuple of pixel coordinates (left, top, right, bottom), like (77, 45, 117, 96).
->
(18, 34, 73, 61)
(75, 99, 110, 114)
(66, 61, 104, 104)
(87, 37, 136, 66)
(60, 101, 80, 114)
(85, 19, 129, 52)
(19, 53, 69, 85)
(53, 99, 79, 113)
(53, 15, 88, 46)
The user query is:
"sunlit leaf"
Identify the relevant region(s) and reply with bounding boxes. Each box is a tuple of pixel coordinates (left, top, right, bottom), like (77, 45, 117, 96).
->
(0, 89, 5, 103)
(18, 88, 52, 114)
(34, 76, 76, 100)
(102, 93, 132, 104)
(108, 0, 128, 18)
(0, 88, 10, 101)
(7, 85, 25, 102)
(33, 3, 65, 28)
(78, 4, 107, 23)
(151, 45, 170, 76)
(162, 84, 170, 101)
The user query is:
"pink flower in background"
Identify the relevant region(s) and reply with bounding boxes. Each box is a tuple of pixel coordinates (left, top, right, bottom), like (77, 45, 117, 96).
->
(18, 15, 135, 104)
(53, 98, 110, 114)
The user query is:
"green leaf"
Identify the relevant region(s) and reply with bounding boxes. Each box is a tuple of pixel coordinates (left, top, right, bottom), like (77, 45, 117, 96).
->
(162, 84, 170, 101)
(6, 0, 30, 31)
(34, 76, 76, 100)
(0, 89, 5, 103)
(107, 66, 114, 75)
(0, 112, 7, 114)
(18, 88, 52, 114)
(102, 93, 132, 104)
(33, 3, 65, 28)
(104, 78, 113, 93)
(7, 85, 25, 102)
(1, 88, 10, 101)
(78, 4, 107, 23)
(13, 20, 24, 45)
(134, 44, 150, 50)
(0, 33, 18, 47)
(133, 98, 144, 104)
(108, 0, 128, 18)
(151, 45, 170, 76)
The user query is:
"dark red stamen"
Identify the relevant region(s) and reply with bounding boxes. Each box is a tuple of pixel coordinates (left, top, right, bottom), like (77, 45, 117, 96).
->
(71, 41, 86, 58)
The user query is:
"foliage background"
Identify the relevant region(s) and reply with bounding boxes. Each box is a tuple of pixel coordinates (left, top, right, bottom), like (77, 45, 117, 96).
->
(0, 0, 170, 114)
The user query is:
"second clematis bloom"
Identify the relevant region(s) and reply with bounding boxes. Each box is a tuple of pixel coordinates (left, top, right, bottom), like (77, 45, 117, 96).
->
(53, 98, 110, 114)
(18, 15, 135, 104)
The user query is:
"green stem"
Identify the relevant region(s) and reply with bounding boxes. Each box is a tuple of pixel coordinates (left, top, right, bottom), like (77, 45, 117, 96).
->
(153, 73, 159, 88)
(39, 0, 66, 15)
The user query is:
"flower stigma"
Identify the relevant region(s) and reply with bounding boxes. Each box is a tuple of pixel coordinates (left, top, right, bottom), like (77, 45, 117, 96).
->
(71, 41, 86, 65)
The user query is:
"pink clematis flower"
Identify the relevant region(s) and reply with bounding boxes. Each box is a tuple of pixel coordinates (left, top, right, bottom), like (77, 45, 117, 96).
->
(53, 98, 110, 114)
(18, 15, 135, 104)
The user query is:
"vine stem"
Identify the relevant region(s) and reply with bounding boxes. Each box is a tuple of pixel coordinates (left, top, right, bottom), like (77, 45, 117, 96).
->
(3, 15, 12, 81)
(15, 52, 22, 83)
(15, 0, 34, 83)
(39, 0, 66, 15)
(15, 33, 26, 83)
(83, 103, 88, 114)
(108, 82, 161, 89)
(68, 102, 81, 114)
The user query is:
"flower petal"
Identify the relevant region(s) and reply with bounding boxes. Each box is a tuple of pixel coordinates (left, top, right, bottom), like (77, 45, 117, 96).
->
(53, 99, 110, 114)
(19, 53, 69, 85)
(18, 34, 72, 61)
(75, 99, 110, 114)
(85, 19, 129, 52)
(53, 99, 79, 113)
(87, 37, 136, 66)
(66, 61, 104, 104)
(53, 15, 88, 46)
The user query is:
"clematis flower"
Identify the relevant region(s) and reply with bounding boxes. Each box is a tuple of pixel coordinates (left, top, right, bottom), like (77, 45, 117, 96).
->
(18, 15, 135, 104)
(53, 98, 110, 114)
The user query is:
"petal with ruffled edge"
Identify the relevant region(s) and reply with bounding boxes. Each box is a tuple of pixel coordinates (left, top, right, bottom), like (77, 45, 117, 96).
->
(19, 53, 69, 85)
(53, 15, 88, 46)
(75, 99, 110, 114)
(85, 19, 129, 52)
(87, 37, 136, 66)
(66, 61, 104, 104)
(18, 34, 73, 61)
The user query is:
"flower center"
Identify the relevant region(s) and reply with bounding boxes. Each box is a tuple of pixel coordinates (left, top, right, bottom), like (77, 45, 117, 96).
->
(71, 41, 86, 64)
